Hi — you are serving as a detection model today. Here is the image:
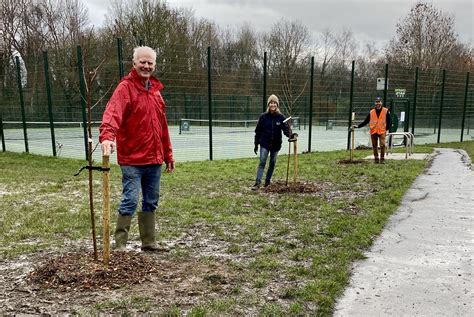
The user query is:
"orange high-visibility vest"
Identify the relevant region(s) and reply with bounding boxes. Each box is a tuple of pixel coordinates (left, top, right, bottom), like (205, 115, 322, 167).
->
(369, 107, 388, 134)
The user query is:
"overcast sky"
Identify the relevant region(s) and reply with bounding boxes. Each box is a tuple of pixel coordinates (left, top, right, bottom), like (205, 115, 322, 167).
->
(86, 0, 473, 48)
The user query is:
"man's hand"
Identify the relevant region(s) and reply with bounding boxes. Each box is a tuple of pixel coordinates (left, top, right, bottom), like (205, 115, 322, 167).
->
(352, 125, 358, 130)
(101, 140, 115, 156)
(165, 161, 175, 173)
(254, 145, 258, 155)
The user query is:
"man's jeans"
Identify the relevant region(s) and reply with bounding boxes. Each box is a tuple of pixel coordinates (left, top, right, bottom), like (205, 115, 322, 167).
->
(119, 165, 162, 216)
(256, 147, 279, 185)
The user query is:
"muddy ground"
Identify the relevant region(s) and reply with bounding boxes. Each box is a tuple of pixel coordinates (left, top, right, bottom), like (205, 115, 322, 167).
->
(0, 246, 242, 315)
(0, 181, 370, 315)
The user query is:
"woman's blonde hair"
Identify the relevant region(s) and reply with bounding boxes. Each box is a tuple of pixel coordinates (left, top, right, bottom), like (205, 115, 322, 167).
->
(266, 94, 281, 114)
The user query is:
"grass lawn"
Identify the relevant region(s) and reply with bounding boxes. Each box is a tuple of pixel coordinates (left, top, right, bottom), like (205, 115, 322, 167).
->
(0, 140, 472, 315)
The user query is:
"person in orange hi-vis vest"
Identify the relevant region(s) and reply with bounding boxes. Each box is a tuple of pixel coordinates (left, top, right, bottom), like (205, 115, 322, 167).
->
(353, 97, 391, 164)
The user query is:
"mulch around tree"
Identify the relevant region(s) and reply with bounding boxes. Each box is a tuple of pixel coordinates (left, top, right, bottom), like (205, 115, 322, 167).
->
(27, 251, 157, 291)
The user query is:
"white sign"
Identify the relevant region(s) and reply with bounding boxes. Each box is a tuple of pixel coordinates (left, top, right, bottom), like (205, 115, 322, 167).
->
(351, 112, 355, 121)
(377, 78, 388, 90)
(395, 88, 406, 98)
(400, 111, 405, 122)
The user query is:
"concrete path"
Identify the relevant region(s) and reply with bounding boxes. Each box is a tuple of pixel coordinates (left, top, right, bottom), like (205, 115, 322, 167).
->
(335, 148, 474, 316)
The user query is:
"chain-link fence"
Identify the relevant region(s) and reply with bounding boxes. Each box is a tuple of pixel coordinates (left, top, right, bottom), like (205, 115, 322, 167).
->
(1, 39, 473, 163)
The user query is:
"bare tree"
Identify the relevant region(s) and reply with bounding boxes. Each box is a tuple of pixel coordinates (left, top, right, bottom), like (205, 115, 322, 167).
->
(262, 20, 313, 117)
(355, 43, 382, 91)
(217, 24, 259, 95)
(317, 28, 356, 78)
(1, 0, 92, 121)
(385, 1, 461, 70)
(318, 28, 338, 82)
(104, 0, 220, 93)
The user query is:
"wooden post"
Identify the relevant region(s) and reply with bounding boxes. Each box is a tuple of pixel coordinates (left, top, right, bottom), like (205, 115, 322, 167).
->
(102, 155, 111, 266)
(293, 140, 298, 184)
(286, 141, 291, 186)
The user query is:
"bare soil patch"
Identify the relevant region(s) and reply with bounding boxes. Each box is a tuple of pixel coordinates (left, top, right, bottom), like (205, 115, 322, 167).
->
(28, 251, 157, 291)
(338, 159, 366, 164)
(1, 248, 238, 315)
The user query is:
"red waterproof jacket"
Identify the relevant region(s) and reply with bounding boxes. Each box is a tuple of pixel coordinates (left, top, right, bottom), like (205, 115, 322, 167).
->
(99, 69, 173, 166)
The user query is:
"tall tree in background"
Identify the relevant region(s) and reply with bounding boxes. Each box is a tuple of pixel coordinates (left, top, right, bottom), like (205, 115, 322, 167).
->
(320, 28, 356, 95)
(263, 20, 312, 117)
(385, 1, 462, 70)
(185, 17, 219, 94)
(104, 0, 219, 93)
(39, 0, 92, 120)
(219, 24, 259, 94)
(355, 43, 382, 91)
(1, 0, 92, 121)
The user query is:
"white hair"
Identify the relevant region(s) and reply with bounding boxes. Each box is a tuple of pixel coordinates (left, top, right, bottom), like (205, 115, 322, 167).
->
(132, 46, 157, 62)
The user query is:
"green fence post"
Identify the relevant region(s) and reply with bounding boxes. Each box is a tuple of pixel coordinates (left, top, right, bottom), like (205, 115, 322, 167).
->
(246, 96, 250, 121)
(326, 95, 329, 121)
(383, 63, 389, 106)
(43, 51, 57, 156)
(308, 56, 314, 152)
(117, 37, 124, 79)
(411, 67, 419, 135)
(199, 95, 202, 123)
(263, 51, 267, 113)
(15, 56, 28, 153)
(207, 46, 213, 161)
(347, 60, 355, 150)
(184, 93, 188, 119)
(460, 72, 470, 142)
(77, 46, 89, 160)
(230, 95, 234, 124)
(303, 95, 307, 129)
(437, 70, 446, 143)
(467, 91, 472, 135)
(0, 114, 5, 151)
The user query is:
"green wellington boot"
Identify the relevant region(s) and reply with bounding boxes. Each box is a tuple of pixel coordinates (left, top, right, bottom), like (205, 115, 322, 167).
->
(114, 214, 132, 251)
(138, 212, 162, 252)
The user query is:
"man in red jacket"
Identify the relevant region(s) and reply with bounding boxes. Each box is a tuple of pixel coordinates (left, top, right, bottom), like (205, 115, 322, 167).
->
(99, 46, 175, 251)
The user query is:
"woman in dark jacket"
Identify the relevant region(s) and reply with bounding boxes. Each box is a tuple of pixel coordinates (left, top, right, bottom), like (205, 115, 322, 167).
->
(253, 94, 290, 188)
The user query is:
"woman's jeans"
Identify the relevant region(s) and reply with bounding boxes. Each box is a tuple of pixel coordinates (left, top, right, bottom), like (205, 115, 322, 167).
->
(256, 147, 279, 185)
(118, 165, 162, 216)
